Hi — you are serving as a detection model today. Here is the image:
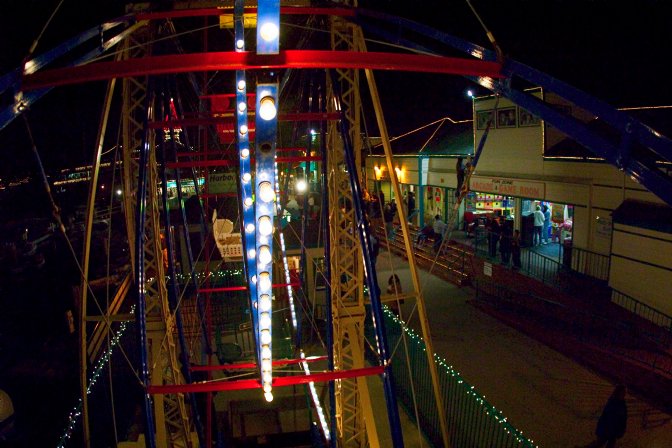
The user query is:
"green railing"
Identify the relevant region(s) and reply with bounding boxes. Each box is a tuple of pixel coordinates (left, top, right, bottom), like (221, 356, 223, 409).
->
(367, 308, 537, 448)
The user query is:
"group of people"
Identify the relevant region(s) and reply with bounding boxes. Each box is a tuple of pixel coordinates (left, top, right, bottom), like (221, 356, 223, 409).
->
(533, 204, 552, 246)
(485, 217, 522, 269)
(415, 214, 447, 254)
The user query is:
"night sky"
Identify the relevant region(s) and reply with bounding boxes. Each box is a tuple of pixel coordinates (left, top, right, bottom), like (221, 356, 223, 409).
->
(1, 0, 671, 178)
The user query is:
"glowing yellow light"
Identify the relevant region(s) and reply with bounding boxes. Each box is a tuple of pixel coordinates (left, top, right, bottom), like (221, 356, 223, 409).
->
(264, 392, 274, 402)
(244, 197, 253, 207)
(241, 148, 249, 159)
(240, 124, 248, 135)
(258, 272, 271, 291)
(258, 96, 277, 121)
(238, 101, 247, 112)
(258, 245, 272, 265)
(237, 80, 246, 91)
(260, 329, 271, 345)
(260, 312, 271, 329)
(258, 181, 275, 202)
(258, 216, 273, 236)
(259, 295, 271, 312)
(259, 22, 279, 42)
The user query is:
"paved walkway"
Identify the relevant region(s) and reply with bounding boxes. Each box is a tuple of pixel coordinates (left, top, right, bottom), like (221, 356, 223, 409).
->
(374, 252, 672, 448)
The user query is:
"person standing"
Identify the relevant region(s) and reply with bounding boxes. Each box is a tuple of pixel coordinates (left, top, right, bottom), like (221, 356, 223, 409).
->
(542, 204, 552, 244)
(576, 384, 627, 448)
(533, 205, 545, 246)
(407, 191, 417, 222)
(386, 274, 403, 317)
(499, 223, 512, 265)
(383, 201, 396, 239)
(432, 214, 446, 253)
(455, 157, 465, 197)
(487, 217, 501, 258)
(511, 229, 522, 269)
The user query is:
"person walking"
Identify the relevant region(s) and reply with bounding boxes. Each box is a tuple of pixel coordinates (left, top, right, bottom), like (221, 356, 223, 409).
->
(533, 205, 545, 246)
(576, 384, 628, 448)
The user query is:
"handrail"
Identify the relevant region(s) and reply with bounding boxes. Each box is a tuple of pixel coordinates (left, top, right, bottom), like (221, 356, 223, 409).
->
(611, 289, 672, 333)
(570, 246, 610, 281)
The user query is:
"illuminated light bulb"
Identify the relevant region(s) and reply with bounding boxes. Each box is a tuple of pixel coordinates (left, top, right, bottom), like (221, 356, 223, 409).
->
(260, 329, 271, 345)
(242, 172, 251, 182)
(264, 392, 274, 402)
(263, 383, 272, 393)
(238, 101, 247, 112)
(248, 248, 256, 259)
(261, 345, 271, 359)
(258, 96, 277, 121)
(244, 197, 253, 207)
(261, 358, 272, 371)
(245, 223, 255, 233)
(262, 372, 272, 383)
(258, 216, 273, 236)
(251, 275, 257, 284)
(241, 148, 250, 159)
(258, 272, 271, 291)
(295, 179, 307, 193)
(239, 124, 248, 135)
(258, 245, 272, 265)
(258, 181, 275, 202)
(237, 80, 246, 91)
(259, 22, 279, 42)
(236, 39, 244, 49)
(259, 295, 271, 312)
(260, 312, 271, 329)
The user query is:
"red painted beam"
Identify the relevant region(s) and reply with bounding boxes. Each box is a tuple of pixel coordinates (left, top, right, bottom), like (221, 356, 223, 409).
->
(23, 50, 503, 90)
(136, 7, 355, 21)
(148, 365, 384, 394)
(199, 282, 300, 294)
(149, 112, 340, 128)
(166, 156, 320, 168)
(190, 356, 328, 372)
(175, 147, 306, 158)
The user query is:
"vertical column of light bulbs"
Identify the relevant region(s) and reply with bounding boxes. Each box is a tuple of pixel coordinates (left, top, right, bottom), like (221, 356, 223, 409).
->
(232, 0, 262, 399)
(254, 83, 278, 403)
(255, 0, 280, 403)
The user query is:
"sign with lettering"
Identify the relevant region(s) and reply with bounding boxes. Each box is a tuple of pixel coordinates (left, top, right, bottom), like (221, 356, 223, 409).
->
(471, 177, 545, 198)
(208, 172, 237, 194)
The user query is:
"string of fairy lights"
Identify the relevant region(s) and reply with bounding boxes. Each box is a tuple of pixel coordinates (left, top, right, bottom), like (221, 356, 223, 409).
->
(57, 306, 136, 447)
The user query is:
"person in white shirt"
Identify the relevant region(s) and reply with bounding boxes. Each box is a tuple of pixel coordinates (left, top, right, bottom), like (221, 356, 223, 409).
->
(533, 205, 545, 246)
(432, 215, 446, 253)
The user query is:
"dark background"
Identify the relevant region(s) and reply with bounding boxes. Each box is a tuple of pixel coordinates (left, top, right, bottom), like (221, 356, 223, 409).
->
(1, 0, 671, 178)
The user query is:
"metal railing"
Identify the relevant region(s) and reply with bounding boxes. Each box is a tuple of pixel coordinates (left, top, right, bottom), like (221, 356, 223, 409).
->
(366, 308, 537, 448)
(611, 289, 672, 346)
(473, 277, 672, 377)
(570, 246, 610, 281)
(474, 229, 563, 288)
